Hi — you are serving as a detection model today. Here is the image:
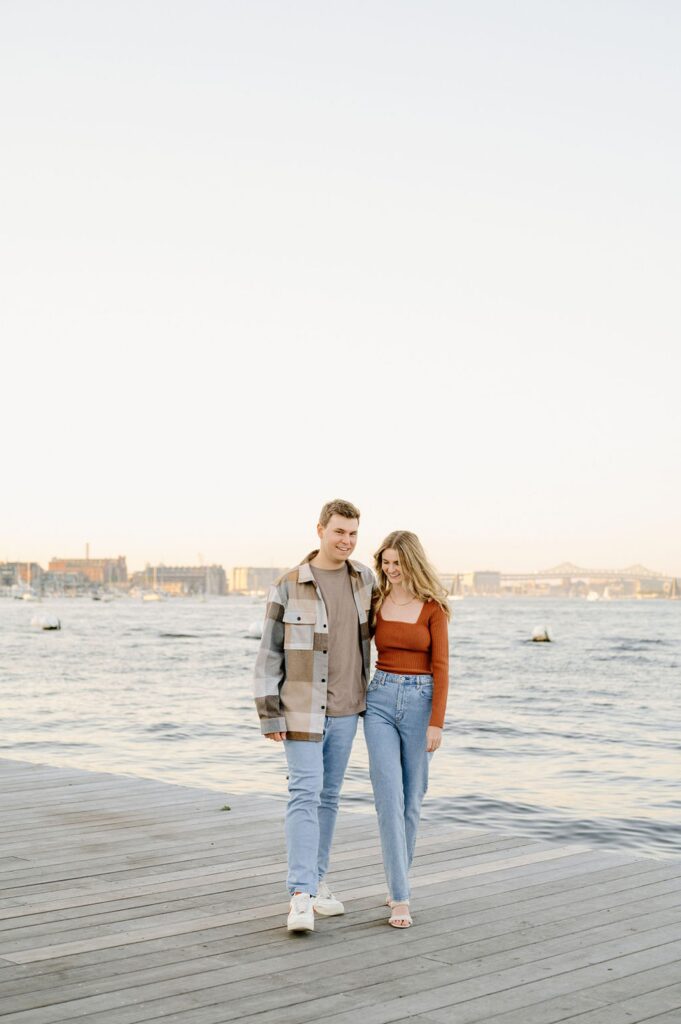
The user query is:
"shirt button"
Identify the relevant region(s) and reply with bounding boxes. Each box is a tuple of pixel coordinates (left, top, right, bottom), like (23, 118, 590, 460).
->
(321, 678, 326, 683)
(321, 705, 325, 710)
(296, 616, 301, 621)
(323, 624, 327, 629)
(323, 649, 327, 654)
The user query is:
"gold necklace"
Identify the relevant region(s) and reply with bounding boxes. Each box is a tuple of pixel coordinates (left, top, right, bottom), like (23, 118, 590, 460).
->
(389, 592, 415, 607)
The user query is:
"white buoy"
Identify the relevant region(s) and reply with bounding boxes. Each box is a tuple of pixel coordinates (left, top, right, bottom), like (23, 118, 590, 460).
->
(246, 621, 263, 639)
(31, 615, 61, 631)
(531, 625, 551, 642)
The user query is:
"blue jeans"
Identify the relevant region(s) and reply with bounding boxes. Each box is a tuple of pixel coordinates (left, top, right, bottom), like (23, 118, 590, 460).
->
(283, 714, 359, 896)
(363, 670, 433, 902)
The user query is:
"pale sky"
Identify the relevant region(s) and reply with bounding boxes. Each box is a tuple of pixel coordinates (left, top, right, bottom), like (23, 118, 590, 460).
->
(2, 1, 680, 576)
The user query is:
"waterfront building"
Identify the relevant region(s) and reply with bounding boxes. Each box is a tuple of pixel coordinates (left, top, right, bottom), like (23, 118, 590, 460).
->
(461, 571, 502, 595)
(637, 577, 666, 597)
(42, 570, 91, 595)
(0, 562, 44, 592)
(130, 565, 227, 596)
(48, 556, 128, 585)
(230, 567, 285, 594)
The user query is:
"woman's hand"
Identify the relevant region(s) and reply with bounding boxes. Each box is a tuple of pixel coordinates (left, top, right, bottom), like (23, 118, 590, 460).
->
(426, 726, 442, 752)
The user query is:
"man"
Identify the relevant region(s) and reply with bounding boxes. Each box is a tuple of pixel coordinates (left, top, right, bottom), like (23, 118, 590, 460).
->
(254, 498, 374, 932)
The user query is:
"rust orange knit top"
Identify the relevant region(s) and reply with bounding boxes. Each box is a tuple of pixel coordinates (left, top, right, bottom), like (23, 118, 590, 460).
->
(374, 600, 450, 728)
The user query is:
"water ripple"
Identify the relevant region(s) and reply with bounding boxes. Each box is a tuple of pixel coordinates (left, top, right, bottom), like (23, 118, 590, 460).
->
(1, 595, 680, 859)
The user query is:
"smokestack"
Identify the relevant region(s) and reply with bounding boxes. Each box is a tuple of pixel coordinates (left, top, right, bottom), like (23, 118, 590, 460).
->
(86, 542, 90, 561)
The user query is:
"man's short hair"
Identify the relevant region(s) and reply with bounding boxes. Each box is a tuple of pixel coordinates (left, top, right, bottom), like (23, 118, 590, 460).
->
(319, 498, 361, 527)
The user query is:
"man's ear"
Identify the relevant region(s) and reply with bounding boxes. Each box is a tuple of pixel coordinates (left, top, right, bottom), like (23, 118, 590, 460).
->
(316, 522, 324, 540)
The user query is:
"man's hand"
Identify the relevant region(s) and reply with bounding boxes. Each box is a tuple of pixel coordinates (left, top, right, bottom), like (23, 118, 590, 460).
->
(265, 731, 287, 742)
(426, 726, 442, 753)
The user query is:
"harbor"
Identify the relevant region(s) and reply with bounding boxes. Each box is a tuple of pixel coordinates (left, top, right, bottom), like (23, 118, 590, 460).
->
(1, 757, 680, 1024)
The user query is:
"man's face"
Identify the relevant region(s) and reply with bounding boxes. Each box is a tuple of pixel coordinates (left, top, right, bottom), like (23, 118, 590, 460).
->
(317, 514, 359, 564)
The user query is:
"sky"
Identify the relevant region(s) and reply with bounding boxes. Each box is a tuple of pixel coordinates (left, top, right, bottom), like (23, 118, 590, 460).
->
(2, 1, 680, 575)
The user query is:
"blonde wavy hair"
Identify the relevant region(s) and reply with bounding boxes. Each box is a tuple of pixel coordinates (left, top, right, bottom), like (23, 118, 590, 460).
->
(372, 530, 451, 626)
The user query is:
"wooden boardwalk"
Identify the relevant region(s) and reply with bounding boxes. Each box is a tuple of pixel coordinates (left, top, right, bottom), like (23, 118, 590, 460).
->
(1, 757, 680, 1024)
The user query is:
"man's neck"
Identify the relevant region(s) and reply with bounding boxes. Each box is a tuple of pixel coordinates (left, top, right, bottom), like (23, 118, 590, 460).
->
(311, 552, 348, 571)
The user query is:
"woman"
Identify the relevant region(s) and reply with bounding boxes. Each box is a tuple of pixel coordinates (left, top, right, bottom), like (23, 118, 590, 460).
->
(364, 530, 450, 928)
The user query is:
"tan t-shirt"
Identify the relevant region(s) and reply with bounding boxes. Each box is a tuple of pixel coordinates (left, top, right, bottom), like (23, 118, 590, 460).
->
(311, 564, 365, 716)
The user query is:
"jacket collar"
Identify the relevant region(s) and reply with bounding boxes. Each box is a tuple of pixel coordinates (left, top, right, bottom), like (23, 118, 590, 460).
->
(298, 550, 360, 583)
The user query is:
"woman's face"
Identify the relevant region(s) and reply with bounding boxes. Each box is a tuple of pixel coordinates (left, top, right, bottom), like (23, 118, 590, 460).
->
(381, 548, 403, 586)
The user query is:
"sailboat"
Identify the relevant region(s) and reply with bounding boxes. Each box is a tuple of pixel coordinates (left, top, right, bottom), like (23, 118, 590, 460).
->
(18, 562, 40, 601)
(142, 566, 164, 601)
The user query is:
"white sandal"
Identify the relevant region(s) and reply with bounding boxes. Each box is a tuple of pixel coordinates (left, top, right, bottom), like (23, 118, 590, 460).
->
(387, 898, 412, 928)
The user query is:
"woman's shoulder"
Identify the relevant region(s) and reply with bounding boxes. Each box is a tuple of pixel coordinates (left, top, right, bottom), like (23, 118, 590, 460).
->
(425, 598, 449, 620)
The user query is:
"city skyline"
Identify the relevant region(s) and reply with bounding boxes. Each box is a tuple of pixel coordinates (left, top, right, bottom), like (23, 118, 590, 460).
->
(4, 554, 677, 601)
(3, 3, 680, 577)
(2, 546, 678, 580)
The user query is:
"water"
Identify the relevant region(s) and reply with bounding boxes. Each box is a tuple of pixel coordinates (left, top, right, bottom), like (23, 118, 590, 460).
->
(1, 596, 679, 858)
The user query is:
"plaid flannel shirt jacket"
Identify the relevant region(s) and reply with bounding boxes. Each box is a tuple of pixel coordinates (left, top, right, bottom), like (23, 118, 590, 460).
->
(254, 551, 375, 741)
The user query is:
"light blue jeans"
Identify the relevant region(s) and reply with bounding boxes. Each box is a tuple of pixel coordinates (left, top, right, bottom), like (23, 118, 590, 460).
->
(283, 714, 359, 896)
(363, 670, 433, 902)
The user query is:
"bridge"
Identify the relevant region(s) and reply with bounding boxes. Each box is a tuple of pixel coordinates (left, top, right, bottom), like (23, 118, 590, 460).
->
(439, 563, 675, 595)
(497, 562, 670, 583)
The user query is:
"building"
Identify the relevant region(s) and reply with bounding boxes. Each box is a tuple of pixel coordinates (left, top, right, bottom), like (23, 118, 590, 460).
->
(637, 577, 666, 598)
(461, 571, 501, 596)
(48, 556, 128, 586)
(0, 562, 44, 592)
(230, 567, 285, 594)
(130, 565, 227, 596)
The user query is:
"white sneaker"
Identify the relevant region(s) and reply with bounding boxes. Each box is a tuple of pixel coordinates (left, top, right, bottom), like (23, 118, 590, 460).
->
(312, 880, 345, 916)
(287, 892, 314, 932)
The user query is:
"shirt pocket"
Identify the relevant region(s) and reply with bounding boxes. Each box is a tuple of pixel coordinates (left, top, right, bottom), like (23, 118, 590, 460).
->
(283, 608, 316, 650)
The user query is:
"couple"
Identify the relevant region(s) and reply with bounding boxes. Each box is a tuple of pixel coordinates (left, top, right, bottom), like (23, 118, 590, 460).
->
(254, 498, 450, 932)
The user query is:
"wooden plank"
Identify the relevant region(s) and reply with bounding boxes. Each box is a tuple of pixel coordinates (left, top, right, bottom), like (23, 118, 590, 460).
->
(582, 961, 681, 1005)
(0, 786, 279, 819)
(0, 795, 278, 833)
(639, 1013, 681, 1023)
(465, 982, 681, 1024)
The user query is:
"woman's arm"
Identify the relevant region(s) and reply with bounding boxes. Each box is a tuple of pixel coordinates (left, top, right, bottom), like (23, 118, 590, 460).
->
(429, 603, 450, 729)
